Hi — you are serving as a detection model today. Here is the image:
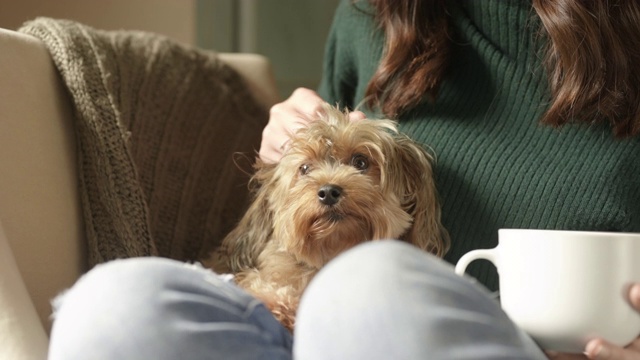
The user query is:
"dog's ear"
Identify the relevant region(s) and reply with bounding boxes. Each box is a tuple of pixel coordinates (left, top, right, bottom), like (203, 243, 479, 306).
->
(391, 137, 450, 257)
(205, 160, 277, 273)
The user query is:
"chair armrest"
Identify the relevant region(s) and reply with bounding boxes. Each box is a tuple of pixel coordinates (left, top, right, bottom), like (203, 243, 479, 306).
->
(218, 52, 280, 108)
(0, 221, 49, 360)
(0, 25, 279, 359)
(0, 28, 85, 337)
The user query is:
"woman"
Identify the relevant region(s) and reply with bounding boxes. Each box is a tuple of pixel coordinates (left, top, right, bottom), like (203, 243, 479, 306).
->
(263, 1, 640, 357)
(49, 1, 640, 359)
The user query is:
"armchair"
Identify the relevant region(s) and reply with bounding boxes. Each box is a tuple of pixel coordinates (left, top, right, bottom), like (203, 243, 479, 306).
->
(0, 26, 279, 360)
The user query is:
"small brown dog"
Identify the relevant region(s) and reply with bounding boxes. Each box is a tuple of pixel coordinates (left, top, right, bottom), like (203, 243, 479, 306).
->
(205, 105, 448, 331)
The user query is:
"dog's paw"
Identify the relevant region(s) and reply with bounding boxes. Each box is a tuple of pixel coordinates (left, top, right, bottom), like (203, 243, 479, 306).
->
(257, 295, 297, 332)
(270, 302, 296, 332)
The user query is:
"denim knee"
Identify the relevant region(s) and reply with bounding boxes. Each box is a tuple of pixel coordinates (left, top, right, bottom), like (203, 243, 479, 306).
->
(294, 240, 545, 360)
(49, 257, 292, 360)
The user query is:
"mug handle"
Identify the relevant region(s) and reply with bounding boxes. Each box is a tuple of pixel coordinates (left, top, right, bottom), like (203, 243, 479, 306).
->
(454, 248, 497, 276)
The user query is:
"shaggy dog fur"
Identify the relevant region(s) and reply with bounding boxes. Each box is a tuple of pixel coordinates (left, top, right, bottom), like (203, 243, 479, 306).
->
(204, 105, 449, 331)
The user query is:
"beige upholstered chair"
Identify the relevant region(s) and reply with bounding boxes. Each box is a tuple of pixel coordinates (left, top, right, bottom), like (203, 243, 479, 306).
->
(0, 27, 279, 360)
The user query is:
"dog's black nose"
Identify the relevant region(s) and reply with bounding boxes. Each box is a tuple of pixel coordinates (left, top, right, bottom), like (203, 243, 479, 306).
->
(318, 184, 343, 206)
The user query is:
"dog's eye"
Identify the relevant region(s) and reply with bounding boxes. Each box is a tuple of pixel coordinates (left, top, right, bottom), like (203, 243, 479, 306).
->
(299, 164, 311, 175)
(350, 154, 369, 172)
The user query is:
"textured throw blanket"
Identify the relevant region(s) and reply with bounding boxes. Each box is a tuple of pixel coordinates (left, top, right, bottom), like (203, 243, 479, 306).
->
(19, 18, 267, 267)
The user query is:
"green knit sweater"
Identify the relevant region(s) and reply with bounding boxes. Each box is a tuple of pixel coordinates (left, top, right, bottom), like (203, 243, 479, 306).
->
(319, 0, 640, 290)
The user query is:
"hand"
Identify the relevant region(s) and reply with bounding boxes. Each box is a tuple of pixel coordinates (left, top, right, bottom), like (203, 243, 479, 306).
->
(547, 283, 640, 360)
(259, 87, 365, 163)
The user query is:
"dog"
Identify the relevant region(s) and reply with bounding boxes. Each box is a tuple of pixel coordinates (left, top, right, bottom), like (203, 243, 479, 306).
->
(205, 105, 449, 331)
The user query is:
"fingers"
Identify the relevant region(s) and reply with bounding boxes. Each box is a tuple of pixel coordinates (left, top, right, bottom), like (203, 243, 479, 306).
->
(258, 87, 368, 164)
(629, 283, 640, 311)
(584, 337, 640, 360)
(546, 350, 588, 359)
(276, 87, 326, 124)
(259, 88, 325, 164)
(292, 87, 327, 116)
(580, 284, 640, 360)
(585, 339, 612, 359)
(348, 110, 366, 121)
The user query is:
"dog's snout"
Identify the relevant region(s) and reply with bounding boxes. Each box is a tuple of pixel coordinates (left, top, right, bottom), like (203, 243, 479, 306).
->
(318, 184, 343, 206)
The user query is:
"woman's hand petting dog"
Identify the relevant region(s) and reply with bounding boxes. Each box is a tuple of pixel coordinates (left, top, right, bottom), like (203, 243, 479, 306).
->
(260, 87, 365, 164)
(547, 283, 640, 360)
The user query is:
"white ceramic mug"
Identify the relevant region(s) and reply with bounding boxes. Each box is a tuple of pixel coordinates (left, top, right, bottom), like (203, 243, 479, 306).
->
(454, 229, 640, 353)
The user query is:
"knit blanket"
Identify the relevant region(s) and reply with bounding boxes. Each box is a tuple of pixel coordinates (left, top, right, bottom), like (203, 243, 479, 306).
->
(19, 18, 267, 267)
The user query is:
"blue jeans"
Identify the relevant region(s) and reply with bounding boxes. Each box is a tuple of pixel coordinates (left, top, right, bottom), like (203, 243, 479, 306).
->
(48, 241, 547, 359)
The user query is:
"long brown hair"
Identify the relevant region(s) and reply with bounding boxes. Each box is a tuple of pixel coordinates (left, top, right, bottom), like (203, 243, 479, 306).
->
(364, 0, 640, 138)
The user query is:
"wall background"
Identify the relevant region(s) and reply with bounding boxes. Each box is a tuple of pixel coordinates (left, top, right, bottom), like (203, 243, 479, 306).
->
(0, 0, 196, 45)
(0, 0, 340, 99)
